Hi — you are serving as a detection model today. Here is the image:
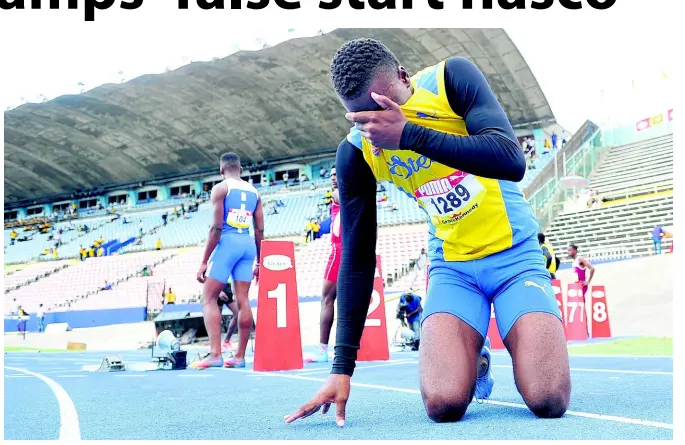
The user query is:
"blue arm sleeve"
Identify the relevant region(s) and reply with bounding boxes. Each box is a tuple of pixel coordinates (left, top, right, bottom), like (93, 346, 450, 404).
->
(399, 57, 526, 182)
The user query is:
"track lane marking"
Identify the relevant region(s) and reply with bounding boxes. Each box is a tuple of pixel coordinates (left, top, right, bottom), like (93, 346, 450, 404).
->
(4, 366, 81, 440)
(492, 365, 672, 376)
(225, 369, 673, 430)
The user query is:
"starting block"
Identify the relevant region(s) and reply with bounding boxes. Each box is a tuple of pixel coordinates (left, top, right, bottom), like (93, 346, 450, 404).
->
(358, 255, 390, 362)
(151, 330, 188, 370)
(253, 241, 304, 372)
(96, 355, 126, 372)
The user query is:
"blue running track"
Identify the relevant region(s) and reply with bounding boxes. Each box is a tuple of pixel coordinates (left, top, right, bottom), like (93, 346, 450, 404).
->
(3, 347, 673, 440)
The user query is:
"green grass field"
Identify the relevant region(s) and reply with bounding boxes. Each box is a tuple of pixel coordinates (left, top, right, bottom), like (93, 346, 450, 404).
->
(567, 337, 672, 356)
(4, 346, 69, 353)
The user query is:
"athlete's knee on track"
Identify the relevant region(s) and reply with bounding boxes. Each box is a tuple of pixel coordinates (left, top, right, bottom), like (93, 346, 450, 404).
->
(422, 388, 472, 423)
(521, 383, 570, 419)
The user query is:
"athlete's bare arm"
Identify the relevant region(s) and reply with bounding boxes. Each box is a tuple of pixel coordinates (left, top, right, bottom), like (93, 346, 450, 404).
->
(399, 57, 526, 182)
(198, 184, 227, 282)
(331, 139, 378, 377)
(253, 197, 265, 264)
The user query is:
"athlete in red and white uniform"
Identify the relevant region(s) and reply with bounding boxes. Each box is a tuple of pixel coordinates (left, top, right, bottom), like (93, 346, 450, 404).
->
(311, 168, 341, 363)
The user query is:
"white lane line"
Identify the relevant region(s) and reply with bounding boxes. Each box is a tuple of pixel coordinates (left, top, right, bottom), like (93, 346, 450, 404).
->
(492, 352, 673, 360)
(178, 374, 214, 378)
(54, 375, 86, 378)
(492, 365, 672, 376)
(4, 375, 33, 378)
(114, 374, 148, 378)
(297, 360, 418, 376)
(225, 369, 673, 430)
(4, 366, 81, 440)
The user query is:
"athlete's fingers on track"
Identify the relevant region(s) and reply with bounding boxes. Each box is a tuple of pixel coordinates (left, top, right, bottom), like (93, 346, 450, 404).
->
(322, 402, 331, 415)
(284, 400, 323, 423)
(335, 398, 347, 427)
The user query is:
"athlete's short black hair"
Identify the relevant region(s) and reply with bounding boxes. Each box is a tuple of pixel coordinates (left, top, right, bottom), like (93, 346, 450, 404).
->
(330, 38, 400, 101)
(220, 152, 241, 172)
(538, 233, 546, 243)
(569, 244, 578, 251)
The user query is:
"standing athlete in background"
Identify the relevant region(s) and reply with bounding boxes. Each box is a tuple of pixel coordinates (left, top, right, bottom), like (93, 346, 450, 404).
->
(194, 152, 264, 370)
(286, 38, 570, 426)
(567, 244, 595, 298)
(538, 233, 559, 280)
(310, 168, 341, 363)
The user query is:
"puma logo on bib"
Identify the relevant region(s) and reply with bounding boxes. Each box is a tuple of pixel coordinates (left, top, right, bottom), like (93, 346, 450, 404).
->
(414, 171, 485, 224)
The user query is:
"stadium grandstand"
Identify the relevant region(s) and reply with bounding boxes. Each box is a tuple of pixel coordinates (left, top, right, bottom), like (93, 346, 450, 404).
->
(3, 28, 672, 341)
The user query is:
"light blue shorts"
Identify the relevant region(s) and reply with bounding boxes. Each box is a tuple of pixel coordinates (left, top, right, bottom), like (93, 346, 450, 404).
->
(423, 236, 562, 341)
(207, 234, 256, 284)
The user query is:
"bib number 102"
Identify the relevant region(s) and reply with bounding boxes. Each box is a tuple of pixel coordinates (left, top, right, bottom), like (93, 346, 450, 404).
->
(429, 185, 470, 215)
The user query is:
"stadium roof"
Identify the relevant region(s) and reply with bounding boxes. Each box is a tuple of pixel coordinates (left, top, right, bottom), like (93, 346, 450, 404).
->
(4, 28, 555, 206)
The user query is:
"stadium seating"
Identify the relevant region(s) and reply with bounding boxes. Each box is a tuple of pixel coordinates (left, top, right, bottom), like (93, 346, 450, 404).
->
(3, 217, 112, 264)
(545, 135, 673, 262)
(588, 134, 673, 196)
(3, 251, 170, 314)
(3, 260, 72, 292)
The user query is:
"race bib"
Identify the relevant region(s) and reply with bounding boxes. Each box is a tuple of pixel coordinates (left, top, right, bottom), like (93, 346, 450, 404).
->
(226, 208, 252, 229)
(414, 172, 484, 223)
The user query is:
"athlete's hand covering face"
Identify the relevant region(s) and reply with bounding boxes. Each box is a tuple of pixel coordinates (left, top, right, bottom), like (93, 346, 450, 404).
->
(345, 92, 408, 149)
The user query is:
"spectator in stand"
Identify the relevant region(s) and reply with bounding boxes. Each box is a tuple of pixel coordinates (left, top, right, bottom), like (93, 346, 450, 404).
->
(164, 287, 176, 305)
(181, 203, 186, 215)
(313, 218, 321, 240)
(102, 281, 113, 291)
(283, 171, 289, 187)
(414, 248, 427, 282)
(53, 248, 59, 260)
(552, 132, 558, 150)
(156, 239, 162, 251)
(162, 212, 168, 226)
(320, 166, 327, 179)
(97, 246, 104, 257)
(37, 304, 45, 333)
(562, 137, 567, 148)
(652, 225, 665, 255)
(543, 139, 551, 153)
(138, 222, 144, 237)
(88, 246, 95, 258)
(79, 246, 86, 261)
(10, 229, 17, 245)
(304, 220, 315, 243)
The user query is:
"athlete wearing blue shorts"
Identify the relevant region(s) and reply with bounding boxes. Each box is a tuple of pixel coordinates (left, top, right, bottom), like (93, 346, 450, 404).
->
(194, 152, 264, 370)
(286, 39, 570, 426)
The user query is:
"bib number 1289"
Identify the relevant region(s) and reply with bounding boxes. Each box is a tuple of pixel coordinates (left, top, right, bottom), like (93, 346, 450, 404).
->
(429, 185, 470, 215)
